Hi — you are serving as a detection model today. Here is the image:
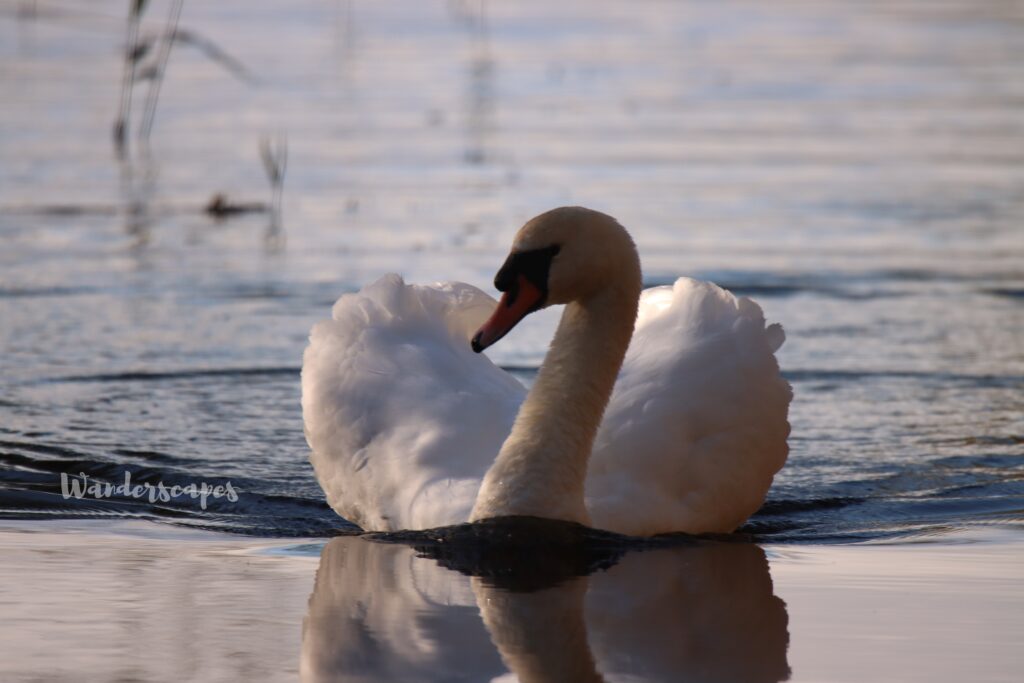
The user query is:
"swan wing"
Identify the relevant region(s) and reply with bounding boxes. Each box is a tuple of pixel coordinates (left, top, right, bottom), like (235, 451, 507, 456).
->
(301, 274, 525, 531)
(587, 277, 792, 535)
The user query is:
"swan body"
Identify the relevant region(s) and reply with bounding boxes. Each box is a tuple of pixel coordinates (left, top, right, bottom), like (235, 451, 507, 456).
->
(302, 207, 791, 535)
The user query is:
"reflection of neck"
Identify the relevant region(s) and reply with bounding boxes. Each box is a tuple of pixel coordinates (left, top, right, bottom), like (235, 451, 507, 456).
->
(473, 577, 605, 683)
(471, 285, 639, 525)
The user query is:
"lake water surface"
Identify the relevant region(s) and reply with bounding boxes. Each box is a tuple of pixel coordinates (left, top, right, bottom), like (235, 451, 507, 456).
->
(1, 0, 1022, 680)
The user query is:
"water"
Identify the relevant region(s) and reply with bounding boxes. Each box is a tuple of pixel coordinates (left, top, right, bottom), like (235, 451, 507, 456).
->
(3, 520, 1023, 682)
(298, 529, 1024, 683)
(1, 0, 1022, 544)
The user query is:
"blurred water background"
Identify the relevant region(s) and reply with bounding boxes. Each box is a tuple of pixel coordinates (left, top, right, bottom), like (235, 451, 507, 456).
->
(1, 0, 1021, 541)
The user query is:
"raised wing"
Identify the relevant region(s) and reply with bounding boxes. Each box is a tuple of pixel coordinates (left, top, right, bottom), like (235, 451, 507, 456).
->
(301, 274, 525, 531)
(586, 278, 792, 535)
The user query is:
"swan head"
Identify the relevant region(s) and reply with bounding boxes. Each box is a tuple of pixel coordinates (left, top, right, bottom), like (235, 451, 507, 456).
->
(472, 206, 641, 352)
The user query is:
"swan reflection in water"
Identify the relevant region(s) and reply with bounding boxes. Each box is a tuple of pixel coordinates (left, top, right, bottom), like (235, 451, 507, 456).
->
(301, 525, 789, 682)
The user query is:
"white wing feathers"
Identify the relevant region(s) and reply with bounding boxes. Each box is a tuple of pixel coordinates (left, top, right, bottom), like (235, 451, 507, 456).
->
(588, 278, 792, 535)
(302, 274, 524, 530)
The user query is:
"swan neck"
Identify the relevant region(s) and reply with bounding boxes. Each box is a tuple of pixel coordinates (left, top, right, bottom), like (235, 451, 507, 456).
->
(471, 283, 639, 524)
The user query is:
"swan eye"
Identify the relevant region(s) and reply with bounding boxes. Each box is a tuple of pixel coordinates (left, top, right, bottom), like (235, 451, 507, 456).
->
(494, 245, 561, 293)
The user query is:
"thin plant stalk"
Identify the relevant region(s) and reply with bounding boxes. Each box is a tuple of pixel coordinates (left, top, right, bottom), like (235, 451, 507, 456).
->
(137, 0, 183, 148)
(113, 0, 145, 158)
(260, 135, 288, 250)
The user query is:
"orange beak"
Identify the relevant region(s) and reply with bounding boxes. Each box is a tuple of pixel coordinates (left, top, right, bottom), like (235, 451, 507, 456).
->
(471, 274, 546, 353)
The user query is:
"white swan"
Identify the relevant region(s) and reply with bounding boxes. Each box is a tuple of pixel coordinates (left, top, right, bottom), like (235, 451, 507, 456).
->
(302, 207, 791, 535)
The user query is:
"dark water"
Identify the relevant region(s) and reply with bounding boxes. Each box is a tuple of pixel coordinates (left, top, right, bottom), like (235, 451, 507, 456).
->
(1, 0, 1022, 543)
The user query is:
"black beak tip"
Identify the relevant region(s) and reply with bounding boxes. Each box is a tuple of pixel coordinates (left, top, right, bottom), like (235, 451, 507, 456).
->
(471, 332, 484, 353)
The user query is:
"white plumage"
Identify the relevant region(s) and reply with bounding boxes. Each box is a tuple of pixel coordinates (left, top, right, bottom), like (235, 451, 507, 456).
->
(586, 277, 791, 535)
(302, 273, 791, 535)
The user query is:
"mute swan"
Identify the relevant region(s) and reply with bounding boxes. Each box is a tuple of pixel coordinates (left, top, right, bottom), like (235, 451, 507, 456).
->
(302, 206, 791, 535)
